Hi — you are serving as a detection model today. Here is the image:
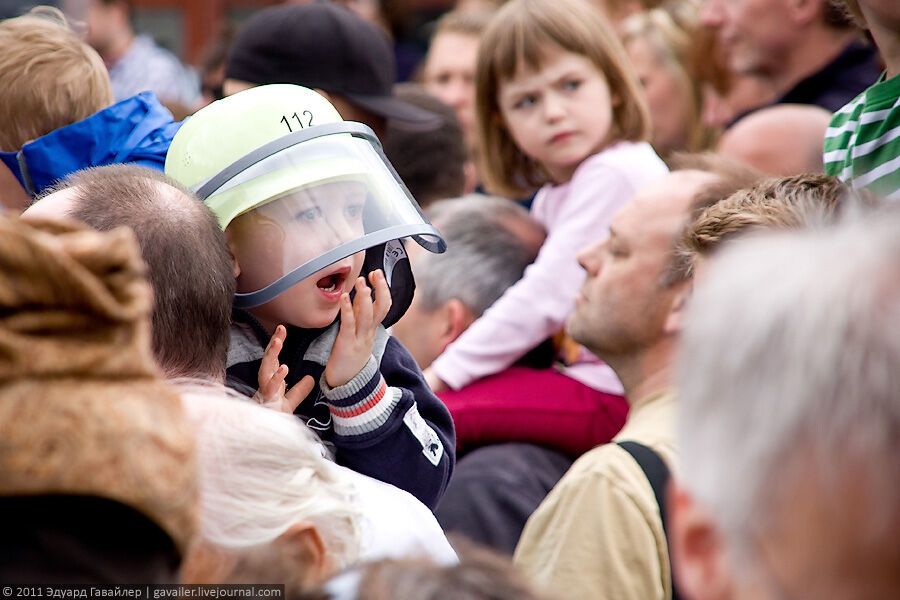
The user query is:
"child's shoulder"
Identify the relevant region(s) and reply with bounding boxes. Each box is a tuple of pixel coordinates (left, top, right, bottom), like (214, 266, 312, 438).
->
(571, 141, 668, 185)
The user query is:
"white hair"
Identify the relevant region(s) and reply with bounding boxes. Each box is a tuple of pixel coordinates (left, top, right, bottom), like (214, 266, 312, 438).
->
(418, 194, 545, 316)
(678, 208, 900, 569)
(176, 381, 362, 568)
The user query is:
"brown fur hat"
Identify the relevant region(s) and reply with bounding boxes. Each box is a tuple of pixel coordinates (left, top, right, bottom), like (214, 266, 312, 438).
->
(0, 215, 197, 555)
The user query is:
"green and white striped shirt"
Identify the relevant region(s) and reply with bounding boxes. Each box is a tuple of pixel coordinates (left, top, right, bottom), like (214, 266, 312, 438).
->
(823, 73, 900, 201)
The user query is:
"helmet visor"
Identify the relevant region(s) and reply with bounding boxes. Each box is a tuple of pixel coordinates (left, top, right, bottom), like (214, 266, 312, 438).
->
(206, 125, 444, 308)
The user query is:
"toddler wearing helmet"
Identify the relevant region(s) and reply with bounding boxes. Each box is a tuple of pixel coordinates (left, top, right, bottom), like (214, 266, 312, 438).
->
(166, 84, 454, 508)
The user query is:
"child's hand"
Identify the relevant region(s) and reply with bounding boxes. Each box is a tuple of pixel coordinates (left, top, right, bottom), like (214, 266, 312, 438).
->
(257, 324, 315, 413)
(423, 367, 448, 393)
(324, 270, 392, 388)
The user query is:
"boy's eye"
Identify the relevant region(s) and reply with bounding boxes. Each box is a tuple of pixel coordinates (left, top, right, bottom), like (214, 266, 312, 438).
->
(562, 79, 582, 91)
(294, 206, 323, 222)
(344, 203, 365, 220)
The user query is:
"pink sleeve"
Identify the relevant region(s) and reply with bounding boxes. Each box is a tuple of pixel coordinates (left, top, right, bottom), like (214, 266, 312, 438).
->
(431, 161, 641, 390)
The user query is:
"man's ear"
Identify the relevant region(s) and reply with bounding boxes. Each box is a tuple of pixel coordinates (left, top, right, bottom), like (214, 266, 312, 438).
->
(786, 0, 819, 26)
(665, 282, 692, 335)
(439, 298, 476, 352)
(669, 484, 734, 600)
(224, 233, 241, 279)
(277, 522, 330, 586)
(0, 161, 31, 213)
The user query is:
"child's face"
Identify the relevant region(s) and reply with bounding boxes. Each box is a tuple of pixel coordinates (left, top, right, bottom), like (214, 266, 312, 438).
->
(227, 181, 369, 329)
(498, 45, 615, 183)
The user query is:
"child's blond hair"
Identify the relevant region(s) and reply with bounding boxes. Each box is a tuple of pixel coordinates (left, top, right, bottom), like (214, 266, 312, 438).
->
(0, 7, 112, 151)
(475, 0, 650, 197)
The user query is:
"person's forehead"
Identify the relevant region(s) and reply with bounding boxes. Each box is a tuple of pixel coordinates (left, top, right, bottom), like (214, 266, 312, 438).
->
(21, 188, 78, 222)
(502, 48, 600, 93)
(434, 30, 479, 49)
(614, 171, 717, 240)
(425, 36, 479, 76)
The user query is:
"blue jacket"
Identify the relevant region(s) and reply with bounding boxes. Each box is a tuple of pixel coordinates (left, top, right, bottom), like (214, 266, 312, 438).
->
(0, 92, 179, 196)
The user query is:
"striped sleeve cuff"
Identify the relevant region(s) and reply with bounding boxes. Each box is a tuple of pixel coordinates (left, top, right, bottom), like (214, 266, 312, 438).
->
(320, 356, 400, 437)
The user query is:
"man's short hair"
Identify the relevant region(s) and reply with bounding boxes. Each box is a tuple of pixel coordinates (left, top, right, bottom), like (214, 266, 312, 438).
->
(43, 165, 234, 379)
(678, 209, 900, 593)
(659, 153, 763, 284)
(417, 195, 545, 317)
(678, 173, 865, 275)
(0, 7, 112, 150)
(384, 84, 467, 208)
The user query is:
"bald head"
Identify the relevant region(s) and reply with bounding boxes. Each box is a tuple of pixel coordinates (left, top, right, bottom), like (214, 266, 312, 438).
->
(718, 104, 832, 176)
(25, 165, 235, 380)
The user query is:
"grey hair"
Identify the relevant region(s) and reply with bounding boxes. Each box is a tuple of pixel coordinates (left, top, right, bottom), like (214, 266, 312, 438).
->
(417, 194, 545, 316)
(678, 208, 900, 571)
(176, 381, 362, 568)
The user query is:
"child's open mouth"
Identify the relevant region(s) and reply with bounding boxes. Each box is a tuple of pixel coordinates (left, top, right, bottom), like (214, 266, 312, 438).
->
(315, 266, 351, 301)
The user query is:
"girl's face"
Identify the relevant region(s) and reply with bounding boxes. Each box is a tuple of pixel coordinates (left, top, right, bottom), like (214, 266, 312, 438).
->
(498, 45, 615, 183)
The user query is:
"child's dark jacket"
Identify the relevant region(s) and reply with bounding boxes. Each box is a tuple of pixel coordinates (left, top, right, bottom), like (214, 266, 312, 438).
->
(226, 309, 455, 510)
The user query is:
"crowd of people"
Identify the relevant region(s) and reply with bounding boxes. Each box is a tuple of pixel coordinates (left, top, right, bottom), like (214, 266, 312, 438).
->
(0, 0, 898, 598)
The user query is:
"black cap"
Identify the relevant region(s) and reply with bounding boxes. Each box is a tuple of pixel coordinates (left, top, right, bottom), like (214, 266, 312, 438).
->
(226, 1, 440, 131)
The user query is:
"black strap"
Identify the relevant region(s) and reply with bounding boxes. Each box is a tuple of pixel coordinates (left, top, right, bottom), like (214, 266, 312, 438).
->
(617, 441, 681, 600)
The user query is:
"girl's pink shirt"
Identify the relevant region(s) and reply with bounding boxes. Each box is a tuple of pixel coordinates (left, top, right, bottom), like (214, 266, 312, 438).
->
(431, 141, 669, 393)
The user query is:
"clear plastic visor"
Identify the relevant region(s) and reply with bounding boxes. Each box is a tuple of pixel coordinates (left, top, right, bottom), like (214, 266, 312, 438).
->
(208, 132, 443, 307)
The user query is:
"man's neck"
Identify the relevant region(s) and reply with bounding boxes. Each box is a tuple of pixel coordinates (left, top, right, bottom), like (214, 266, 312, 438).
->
(605, 341, 675, 406)
(865, 19, 900, 78)
(768, 28, 859, 97)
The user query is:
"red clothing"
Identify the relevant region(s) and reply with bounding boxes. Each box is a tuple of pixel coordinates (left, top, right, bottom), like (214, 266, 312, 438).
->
(439, 367, 628, 458)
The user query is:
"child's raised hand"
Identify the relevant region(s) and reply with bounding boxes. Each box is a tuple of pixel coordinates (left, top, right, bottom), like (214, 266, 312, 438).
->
(257, 324, 315, 413)
(324, 269, 392, 388)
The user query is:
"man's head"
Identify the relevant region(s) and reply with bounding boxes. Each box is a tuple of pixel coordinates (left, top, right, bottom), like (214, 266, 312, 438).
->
(673, 210, 900, 600)
(567, 155, 760, 390)
(679, 173, 859, 280)
(717, 104, 833, 176)
(224, 2, 439, 140)
(84, 0, 132, 58)
(23, 165, 234, 380)
(392, 195, 545, 369)
(179, 384, 361, 593)
(700, 0, 856, 79)
(0, 6, 112, 211)
(567, 171, 714, 364)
